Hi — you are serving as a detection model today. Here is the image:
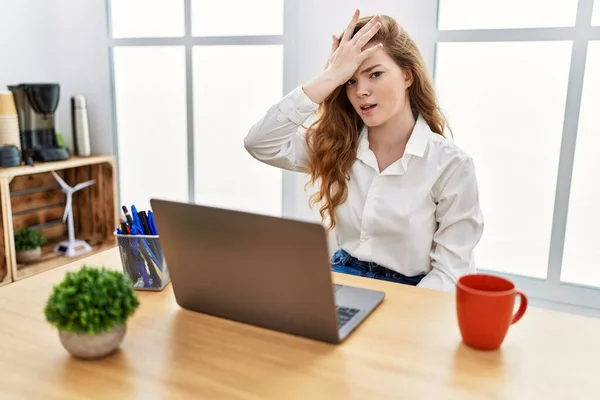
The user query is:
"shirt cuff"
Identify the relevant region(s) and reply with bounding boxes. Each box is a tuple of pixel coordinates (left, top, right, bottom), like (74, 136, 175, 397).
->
(278, 86, 319, 126)
(417, 269, 458, 292)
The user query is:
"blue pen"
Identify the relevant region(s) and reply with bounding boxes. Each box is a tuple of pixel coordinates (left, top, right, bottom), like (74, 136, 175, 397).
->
(130, 225, 151, 287)
(131, 224, 163, 279)
(146, 210, 163, 266)
(140, 248, 163, 281)
(131, 205, 157, 275)
(135, 252, 150, 287)
(131, 207, 160, 262)
(131, 204, 144, 233)
(147, 210, 158, 235)
(139, 210, 162, 270)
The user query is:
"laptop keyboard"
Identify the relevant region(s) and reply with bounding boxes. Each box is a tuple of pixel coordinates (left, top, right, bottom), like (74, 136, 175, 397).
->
(336, 306, 360, 328)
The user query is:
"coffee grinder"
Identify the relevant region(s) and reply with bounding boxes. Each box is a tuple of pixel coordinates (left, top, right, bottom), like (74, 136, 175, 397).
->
(8, 83, 70, 162)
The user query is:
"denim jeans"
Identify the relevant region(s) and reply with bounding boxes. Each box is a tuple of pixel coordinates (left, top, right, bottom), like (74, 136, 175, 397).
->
(330, 248, 426, 286)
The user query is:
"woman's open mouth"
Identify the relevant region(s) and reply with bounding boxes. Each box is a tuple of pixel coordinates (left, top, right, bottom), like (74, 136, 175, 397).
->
(360, 103, 377, 115)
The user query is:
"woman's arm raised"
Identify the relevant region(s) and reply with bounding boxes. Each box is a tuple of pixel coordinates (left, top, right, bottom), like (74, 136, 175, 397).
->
(244, 10, 382, 172)
(243, 84, 321, 173)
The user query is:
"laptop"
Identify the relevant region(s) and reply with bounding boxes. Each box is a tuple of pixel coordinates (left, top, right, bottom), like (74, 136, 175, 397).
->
(150, 198, 385, 344)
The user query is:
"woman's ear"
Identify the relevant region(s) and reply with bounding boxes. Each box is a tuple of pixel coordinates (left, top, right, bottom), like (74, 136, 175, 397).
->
(404, 69, 414, 89)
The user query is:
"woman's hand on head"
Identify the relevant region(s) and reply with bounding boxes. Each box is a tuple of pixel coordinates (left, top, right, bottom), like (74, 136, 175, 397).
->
(302, 11, 381, 104)
(324, 10, 383, 86)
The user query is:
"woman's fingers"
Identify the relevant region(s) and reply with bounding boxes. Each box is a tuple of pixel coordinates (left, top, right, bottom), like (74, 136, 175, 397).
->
(341, 9, 360, 43)
(324, 35, 340, 69)
(355, 21, 382, 48)
(331, 34, 340, 53)
(360, 43, 384, 62)
(352, 15, 381, 46)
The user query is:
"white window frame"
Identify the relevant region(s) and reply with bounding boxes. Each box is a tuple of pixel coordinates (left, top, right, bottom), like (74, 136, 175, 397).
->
(434, 0, 600, 316)
(106, 0, 288, 213)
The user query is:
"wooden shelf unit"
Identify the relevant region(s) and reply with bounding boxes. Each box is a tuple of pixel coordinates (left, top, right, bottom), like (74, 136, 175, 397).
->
(0, 155, 119, 283)
(0, 188, 11, 287)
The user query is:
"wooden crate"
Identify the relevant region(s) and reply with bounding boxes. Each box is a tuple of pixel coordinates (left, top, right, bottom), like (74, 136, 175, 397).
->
(0, 155, 118, 281)
(0, 182, 12, 287)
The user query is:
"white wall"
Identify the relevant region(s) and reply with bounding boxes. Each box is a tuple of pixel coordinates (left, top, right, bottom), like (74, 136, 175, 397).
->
(282, 0, 439, 225)
(47, 0, 114, 155)
(0, 0, 113, 155)
(0, 2, 56, 89)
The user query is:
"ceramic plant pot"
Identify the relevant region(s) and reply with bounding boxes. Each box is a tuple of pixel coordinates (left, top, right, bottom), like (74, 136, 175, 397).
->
(58, 323, 127, 360)
(16, 246, 41, 264)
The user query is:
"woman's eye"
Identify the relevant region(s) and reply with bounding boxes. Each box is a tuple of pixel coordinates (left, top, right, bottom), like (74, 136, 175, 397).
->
(371, 71, 383, 78)
(346, 79, 356, 85)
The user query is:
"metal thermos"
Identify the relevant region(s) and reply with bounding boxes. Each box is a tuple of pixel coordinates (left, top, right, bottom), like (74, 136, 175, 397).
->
(71, 94, 91, 156)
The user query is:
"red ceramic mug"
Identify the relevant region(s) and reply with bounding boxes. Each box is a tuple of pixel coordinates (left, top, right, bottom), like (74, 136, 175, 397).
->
(456, 274, 528, 351)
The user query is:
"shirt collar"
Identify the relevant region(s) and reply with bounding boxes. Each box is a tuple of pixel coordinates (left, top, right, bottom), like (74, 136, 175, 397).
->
(403, 115, 431, 158)
(356, 114, 432, 175)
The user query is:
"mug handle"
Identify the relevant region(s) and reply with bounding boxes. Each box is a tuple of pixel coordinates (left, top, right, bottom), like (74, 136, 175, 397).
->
(511, 291, 528, 324)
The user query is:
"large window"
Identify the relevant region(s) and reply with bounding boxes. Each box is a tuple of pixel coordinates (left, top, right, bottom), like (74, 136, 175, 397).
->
(435, 0, 600, 311)
(108, 0, 284, 216)
(561, 40, 600, 288)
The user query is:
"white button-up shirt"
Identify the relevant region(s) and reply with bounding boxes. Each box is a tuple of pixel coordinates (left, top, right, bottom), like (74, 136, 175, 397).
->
(244, 86, 484, 292)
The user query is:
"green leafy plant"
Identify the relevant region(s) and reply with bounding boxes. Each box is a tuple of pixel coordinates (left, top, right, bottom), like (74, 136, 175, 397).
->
(44, 266, 140, 335)
(14, 228, 47, 251)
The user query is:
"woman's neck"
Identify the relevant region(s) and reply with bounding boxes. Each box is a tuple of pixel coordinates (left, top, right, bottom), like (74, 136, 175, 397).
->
(368, 104, 416, 151)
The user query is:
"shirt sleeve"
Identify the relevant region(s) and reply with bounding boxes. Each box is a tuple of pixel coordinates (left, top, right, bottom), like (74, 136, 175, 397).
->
(243, 85, 319, 173)
(418, 156, 484, 292)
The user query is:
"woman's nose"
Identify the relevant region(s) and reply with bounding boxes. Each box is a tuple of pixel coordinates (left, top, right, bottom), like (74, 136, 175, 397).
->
(356, 80, 370, 98)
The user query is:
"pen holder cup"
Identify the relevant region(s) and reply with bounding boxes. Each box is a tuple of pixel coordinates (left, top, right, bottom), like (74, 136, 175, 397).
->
(114, 232, 171, 291)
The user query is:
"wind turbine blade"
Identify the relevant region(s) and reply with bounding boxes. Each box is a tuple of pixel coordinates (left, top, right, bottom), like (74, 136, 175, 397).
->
(73, 180, 96, 192)
(51, 171, 70, 190)
(63, 195, 72, 223)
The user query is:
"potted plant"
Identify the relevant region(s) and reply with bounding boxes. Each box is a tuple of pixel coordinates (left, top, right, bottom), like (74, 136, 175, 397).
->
(44, 265, 140, 359)
(14, 228, 47, 263)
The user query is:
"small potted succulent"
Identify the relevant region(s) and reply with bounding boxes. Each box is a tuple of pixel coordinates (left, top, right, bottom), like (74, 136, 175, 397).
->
(44, 265, 140, 359)
(14, 228, 47, 263)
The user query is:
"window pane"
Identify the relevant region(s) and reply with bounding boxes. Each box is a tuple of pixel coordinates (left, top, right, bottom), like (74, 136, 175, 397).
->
(561, 41, 600, 288)
(435, 41, 572, 278)
(192, 45, 283, 216)
(593, 0, 600, 25)
(113, 46, 188, 211)
(437, 0, 578, 30)
(191, 0, 283, 36)
(110, 0, 184, 38)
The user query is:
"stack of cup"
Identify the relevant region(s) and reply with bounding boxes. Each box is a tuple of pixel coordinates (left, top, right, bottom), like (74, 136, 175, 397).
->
(0, 91, 21, 149)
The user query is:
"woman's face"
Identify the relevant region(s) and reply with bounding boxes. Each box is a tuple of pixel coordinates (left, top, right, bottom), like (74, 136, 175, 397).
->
(345, 43, 413, 127)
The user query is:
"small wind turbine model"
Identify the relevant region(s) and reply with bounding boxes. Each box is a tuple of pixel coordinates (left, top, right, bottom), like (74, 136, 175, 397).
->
(51, 171, 96, 257)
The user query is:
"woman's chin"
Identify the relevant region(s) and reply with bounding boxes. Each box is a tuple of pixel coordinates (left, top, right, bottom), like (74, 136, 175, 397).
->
(361, 116, 382, 127)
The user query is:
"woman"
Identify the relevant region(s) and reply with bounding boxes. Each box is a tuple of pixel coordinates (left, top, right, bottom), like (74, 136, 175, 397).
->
(244, 11, 484, 292)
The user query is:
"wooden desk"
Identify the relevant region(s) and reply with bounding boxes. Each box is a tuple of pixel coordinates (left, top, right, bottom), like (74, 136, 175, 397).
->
(0, 248, 598, 399)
